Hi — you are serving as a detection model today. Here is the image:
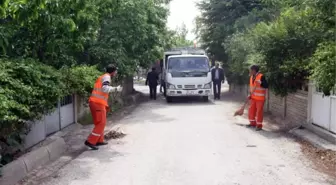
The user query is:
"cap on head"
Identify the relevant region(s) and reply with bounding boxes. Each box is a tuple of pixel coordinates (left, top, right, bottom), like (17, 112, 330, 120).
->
(250, 65, 260, 73)
(106, 64, 117, 73)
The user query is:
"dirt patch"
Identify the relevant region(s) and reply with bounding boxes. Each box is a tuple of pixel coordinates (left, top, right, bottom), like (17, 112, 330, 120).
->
(104, 129, 126, 140)
(299, 139, 336, 178)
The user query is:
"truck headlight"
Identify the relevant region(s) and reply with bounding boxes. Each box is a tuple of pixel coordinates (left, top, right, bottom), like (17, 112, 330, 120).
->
(167, 83, 176, 89)
(204, 83, 211, 89)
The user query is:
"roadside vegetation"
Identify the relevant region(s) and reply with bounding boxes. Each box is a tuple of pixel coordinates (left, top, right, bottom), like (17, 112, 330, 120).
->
(195, 0, 335, 96)
(0, 0, 194, 174)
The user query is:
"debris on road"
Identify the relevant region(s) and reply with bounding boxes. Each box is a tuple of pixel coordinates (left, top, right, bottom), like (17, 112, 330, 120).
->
(104, 128, 126, 140)
(299, 139, 336, 178)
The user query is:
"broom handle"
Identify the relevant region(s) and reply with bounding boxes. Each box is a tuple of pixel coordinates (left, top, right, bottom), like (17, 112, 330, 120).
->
(242, 86, 257, 108)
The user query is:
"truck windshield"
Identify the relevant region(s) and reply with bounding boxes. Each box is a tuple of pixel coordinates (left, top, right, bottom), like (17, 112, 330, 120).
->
(167, 57, 210, 72)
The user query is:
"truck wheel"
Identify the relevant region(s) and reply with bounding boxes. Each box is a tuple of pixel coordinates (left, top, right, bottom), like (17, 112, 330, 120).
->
(166, 96, 173, 103)
(202, 96, 209, 102)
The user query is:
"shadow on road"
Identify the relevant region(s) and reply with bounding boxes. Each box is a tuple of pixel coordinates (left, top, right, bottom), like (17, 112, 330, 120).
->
(165, 96, 215, 106)
(217, 90, 246, 104)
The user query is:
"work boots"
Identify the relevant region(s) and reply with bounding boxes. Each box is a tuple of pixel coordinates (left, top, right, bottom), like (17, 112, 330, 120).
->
(85, 140, 98, 150)
(96, 141, 108, 146)
(246, 121, 262, 131)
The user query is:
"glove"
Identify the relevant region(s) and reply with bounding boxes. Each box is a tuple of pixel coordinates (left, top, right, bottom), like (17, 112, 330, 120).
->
(116, 86, 123, 92)
(110, 86, 122, 92)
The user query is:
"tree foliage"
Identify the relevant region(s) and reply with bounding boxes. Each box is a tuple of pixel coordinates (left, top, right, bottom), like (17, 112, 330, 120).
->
(196, 0, 335, 96)
(78, 0, 170, 76)
(310, 41, 336, 95)
(0, 58, 64, 164)
(0, 0, 173, 166)
(168, 23, 194, 48)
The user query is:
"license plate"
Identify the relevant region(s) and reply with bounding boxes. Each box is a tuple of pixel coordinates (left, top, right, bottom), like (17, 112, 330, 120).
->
(186, 90, 194, 95)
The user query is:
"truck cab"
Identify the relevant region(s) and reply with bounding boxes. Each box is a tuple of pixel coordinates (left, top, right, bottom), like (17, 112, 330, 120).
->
(161, 48, 212, 103)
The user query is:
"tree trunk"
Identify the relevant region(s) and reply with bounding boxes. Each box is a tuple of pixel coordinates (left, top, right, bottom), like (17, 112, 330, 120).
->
(122, 76, 134, 96)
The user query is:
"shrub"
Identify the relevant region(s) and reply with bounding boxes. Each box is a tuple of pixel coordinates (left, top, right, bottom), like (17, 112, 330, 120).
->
(0, 58, 64, 165)
(61, 65, 101, 98)
(310, 41, 336, 95)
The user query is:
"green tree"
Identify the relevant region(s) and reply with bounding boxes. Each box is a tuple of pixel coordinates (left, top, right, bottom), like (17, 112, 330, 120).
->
(168, 23, 194, 48)
(196, 0, 335, 96)
(0, 0, 174, 167)
(1, 0, 99, 68)
(196, 0, 265, 61)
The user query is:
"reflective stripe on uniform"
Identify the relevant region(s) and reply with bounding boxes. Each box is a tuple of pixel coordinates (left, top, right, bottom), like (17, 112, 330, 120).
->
(94, 87, 104, 92)
(89, 74, 110, 106)
(250, 87, 266, 92)
(250, 73, 266, 99)
(253, 92, 265, 96)
(91, 93, 108, 101)
(91, 132, 100, 136)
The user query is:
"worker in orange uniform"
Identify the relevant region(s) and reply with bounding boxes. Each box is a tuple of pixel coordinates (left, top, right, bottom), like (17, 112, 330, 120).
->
(85, 64, 121, 150)
(247, 65, 268, 131)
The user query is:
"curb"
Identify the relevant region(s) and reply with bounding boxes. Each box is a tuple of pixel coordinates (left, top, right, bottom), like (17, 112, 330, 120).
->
(0, 137, 66, 185)
(289, 127, 336, 151)
(303, 123, 336, 144)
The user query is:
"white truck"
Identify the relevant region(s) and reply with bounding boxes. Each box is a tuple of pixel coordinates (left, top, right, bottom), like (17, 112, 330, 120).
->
(160, 47, 212, 103)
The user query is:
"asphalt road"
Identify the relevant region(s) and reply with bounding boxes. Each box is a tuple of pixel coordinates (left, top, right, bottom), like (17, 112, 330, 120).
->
(38, 85, 332, 185)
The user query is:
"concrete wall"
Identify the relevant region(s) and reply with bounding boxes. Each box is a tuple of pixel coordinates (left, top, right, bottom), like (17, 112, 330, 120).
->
(284, 91, 308, 126)
(24, 120, 46, 149)
(231, 84, 308, 128)
(24, 95, 75, 149)
(24, 90, 133, 150)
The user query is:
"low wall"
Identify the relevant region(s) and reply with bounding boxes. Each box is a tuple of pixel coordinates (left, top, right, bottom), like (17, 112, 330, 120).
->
(24, 95, 74, 149)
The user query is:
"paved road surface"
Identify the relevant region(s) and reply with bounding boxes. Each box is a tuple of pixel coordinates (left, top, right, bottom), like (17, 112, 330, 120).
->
(37, 85, 332, 185)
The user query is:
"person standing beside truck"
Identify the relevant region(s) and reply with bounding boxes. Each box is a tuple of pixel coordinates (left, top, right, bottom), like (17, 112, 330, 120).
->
(85, 64, 121, 150)
(146, 67, 159, 100)
(247, 65, 268, 131)
(159, 72, 164, 93)
(211, 63, 225, 99)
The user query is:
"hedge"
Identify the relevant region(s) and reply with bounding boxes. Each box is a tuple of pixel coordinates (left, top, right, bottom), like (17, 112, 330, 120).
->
(0, 58, 101, 167)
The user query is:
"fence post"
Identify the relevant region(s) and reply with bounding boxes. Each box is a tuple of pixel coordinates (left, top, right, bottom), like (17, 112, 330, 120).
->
(264, 89, 269, 112)
(74, 94, 78, 124)
(306, 81, 314, 124)
(283, 96, 287, 119)
(58, 99, 61, 130)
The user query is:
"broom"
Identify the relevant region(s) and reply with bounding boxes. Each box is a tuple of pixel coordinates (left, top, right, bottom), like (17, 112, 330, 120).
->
(234, 99, 249, 116)
(233, 86, 256, 116)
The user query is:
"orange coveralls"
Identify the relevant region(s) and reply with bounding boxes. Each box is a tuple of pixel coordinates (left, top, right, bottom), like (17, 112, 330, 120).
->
(87, 73, 111, 145)
(248, 73, 266, 129)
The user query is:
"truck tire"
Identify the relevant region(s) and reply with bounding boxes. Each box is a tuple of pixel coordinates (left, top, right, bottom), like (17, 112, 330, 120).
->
(202, 96, 209, 102)
(166, 96, 173, 103)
